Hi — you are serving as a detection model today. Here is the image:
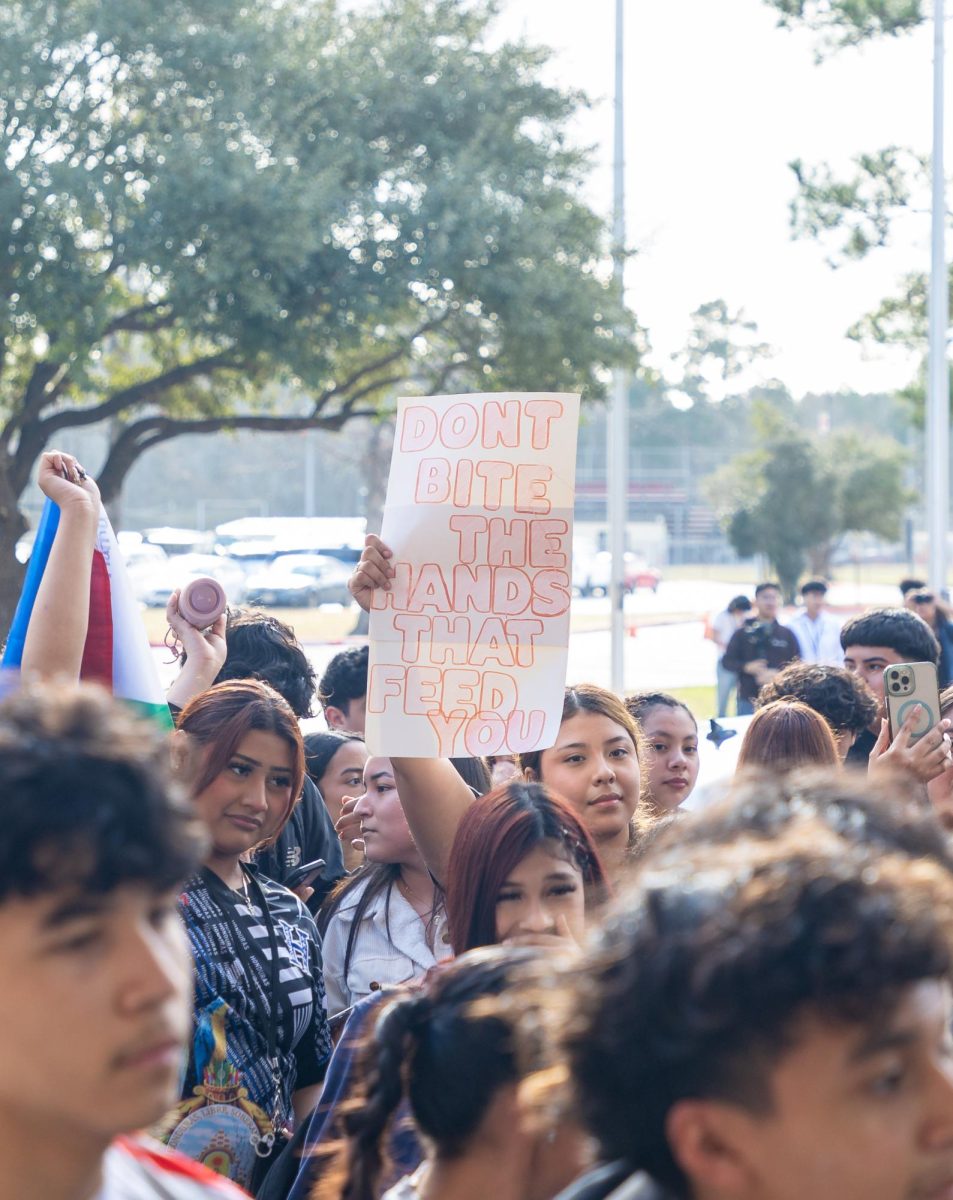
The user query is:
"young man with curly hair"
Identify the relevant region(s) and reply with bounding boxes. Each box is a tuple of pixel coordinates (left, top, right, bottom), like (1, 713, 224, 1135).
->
(756, 661, 878, 759)
(554, 775, 953, 1200)
(0, 683, 245, 1199)
(317, 644, 369, 734)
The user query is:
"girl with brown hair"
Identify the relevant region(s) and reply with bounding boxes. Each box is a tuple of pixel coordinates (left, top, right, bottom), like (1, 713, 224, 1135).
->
(155, 680, 331, 1192)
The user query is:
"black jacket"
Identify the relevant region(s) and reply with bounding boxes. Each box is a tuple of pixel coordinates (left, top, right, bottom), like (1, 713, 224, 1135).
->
(722, 619, 800, 703)
(255, 775, 346, 911)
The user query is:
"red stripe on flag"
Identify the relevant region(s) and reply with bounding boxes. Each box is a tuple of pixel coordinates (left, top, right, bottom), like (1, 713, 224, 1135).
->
(81, 548, 113, 687)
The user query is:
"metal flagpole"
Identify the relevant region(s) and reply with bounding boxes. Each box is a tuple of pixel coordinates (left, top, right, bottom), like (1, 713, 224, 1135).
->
(609, 0, 628, 693)
(928, 0, 949, 594)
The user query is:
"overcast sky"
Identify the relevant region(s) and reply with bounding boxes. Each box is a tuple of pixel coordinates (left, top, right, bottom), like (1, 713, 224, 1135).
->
(494, 1, 942, 398)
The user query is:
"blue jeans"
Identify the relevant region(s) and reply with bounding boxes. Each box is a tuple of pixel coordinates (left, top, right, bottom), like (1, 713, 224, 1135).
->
(716, 660, 738, 718)
(737, 697, 755, 716)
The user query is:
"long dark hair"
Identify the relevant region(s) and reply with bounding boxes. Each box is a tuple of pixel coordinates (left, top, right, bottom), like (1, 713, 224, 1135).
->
(318, 861, 403, 982)
(446, 781, 607, 953)
(329, 947, 540, 1200)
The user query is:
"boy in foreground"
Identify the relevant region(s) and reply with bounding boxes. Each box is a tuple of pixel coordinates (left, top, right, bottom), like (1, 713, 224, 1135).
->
(555, 779, 953, 1200)
(0, 683, 243, 1199)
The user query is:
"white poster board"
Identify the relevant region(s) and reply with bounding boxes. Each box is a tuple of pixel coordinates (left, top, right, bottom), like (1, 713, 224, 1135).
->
(366, 392, 580, 758)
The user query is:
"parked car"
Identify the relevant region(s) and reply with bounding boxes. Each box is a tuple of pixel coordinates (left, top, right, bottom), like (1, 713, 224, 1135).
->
(141, 526, 214, 555)
(135, 553, 246, 608)
(243, 553, 353, 608)
(573, 551, 661, 597)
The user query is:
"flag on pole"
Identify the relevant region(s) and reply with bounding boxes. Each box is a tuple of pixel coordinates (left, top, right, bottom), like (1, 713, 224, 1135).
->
(2, 498, 173, 729)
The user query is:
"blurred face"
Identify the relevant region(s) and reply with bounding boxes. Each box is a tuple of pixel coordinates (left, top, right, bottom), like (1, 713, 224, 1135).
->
(642, 705, 699, 813)
(494, 843, 587, 946)
(843, 645, 906, 717)
(533, 711, 641, 846)
(0, 883, 191, 1142)
(193, 731, 294, 858)
(681, 981, 953, 1200)
(833, 729, 857, 761)
(804, 590, 826, 619)
(757, 587, 781, 621)
(317, 740, 369, 824)
(489, 755, 521, 788)
(326, 695, 367, 736)
(354, 757, 416, 864)
(916, 595, 938, 627)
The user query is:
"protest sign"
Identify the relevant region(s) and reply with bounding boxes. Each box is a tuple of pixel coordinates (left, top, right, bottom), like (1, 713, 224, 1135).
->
(367, 392, 580, 758)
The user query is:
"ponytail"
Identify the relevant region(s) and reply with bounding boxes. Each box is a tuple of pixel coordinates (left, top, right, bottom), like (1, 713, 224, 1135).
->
(338, 993, 431, 1200)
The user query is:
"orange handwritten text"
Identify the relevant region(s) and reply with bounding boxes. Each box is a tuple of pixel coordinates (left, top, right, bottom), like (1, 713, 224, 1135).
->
(400, 398, 564, 454)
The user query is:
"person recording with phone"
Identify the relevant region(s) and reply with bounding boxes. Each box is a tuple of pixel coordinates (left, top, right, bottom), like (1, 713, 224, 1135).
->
(721, 583, 800, 715)
(840, 608, 953, 783)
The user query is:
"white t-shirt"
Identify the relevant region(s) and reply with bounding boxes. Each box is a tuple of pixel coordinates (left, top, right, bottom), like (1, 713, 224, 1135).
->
(712, 609, 739, 653)
(785, 610, 844, 666)
(96, 1136, 247, 1199)
(382, 1164, 429, 1200)
(322, 875, 451, 1016)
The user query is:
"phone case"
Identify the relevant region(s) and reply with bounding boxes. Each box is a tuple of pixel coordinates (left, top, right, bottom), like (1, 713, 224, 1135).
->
(883, 661, 941, 743)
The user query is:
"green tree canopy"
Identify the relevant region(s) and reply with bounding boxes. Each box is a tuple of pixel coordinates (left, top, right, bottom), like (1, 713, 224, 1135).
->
(705, 401, 909, 598)
(764, 1, 923, 53)
(0, 0, 635, 619)
(763, 0, 944, 431)
(669, 299, 775, 405)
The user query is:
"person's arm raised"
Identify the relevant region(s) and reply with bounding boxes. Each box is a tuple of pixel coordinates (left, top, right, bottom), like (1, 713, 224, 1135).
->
(21, 451, 100, 681)
(348, 534, 474, 886)
(390, 757, 474, 887)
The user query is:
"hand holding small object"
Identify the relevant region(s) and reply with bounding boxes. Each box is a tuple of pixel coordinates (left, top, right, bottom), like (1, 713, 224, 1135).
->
(868, 708, 953, 785)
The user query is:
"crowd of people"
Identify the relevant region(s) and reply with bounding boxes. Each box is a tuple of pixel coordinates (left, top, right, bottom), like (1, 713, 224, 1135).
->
(8, 449, 953, 1200)
(712, 576, 953, 717)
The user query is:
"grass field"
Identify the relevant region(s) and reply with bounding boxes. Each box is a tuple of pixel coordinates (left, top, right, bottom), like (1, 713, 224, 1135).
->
(667, 684, 718, 720)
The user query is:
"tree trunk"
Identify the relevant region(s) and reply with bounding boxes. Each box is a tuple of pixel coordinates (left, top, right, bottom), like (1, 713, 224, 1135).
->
(808, 541, 833, 579)
(0, 463, 28, 636)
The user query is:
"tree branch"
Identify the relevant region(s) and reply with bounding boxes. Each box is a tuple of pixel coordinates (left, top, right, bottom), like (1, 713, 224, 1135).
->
(94, 404, 384, 502)
(38, 353, 247, 435)
(2, 360, 69, 447)
(312, 309, 450, 407)
(101, 301, 176, 338)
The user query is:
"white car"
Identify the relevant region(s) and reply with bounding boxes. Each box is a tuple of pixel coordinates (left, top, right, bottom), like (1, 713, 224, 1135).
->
(135, 553, 247, 608)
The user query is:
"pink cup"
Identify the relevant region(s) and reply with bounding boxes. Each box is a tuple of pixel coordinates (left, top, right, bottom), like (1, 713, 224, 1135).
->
(178, 577, 227, 629)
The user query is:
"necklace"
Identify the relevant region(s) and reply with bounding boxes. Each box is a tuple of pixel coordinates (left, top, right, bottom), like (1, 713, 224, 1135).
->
(397, 873, 432, 911)
(233, 867, 253, 908)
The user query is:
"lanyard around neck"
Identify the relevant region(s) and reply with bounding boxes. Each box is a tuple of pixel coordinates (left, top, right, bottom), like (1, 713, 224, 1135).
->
(200, 865, 283, 1065)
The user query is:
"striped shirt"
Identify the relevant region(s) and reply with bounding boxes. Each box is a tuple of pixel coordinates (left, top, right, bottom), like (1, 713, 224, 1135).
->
(156, 868, 330, 1187)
